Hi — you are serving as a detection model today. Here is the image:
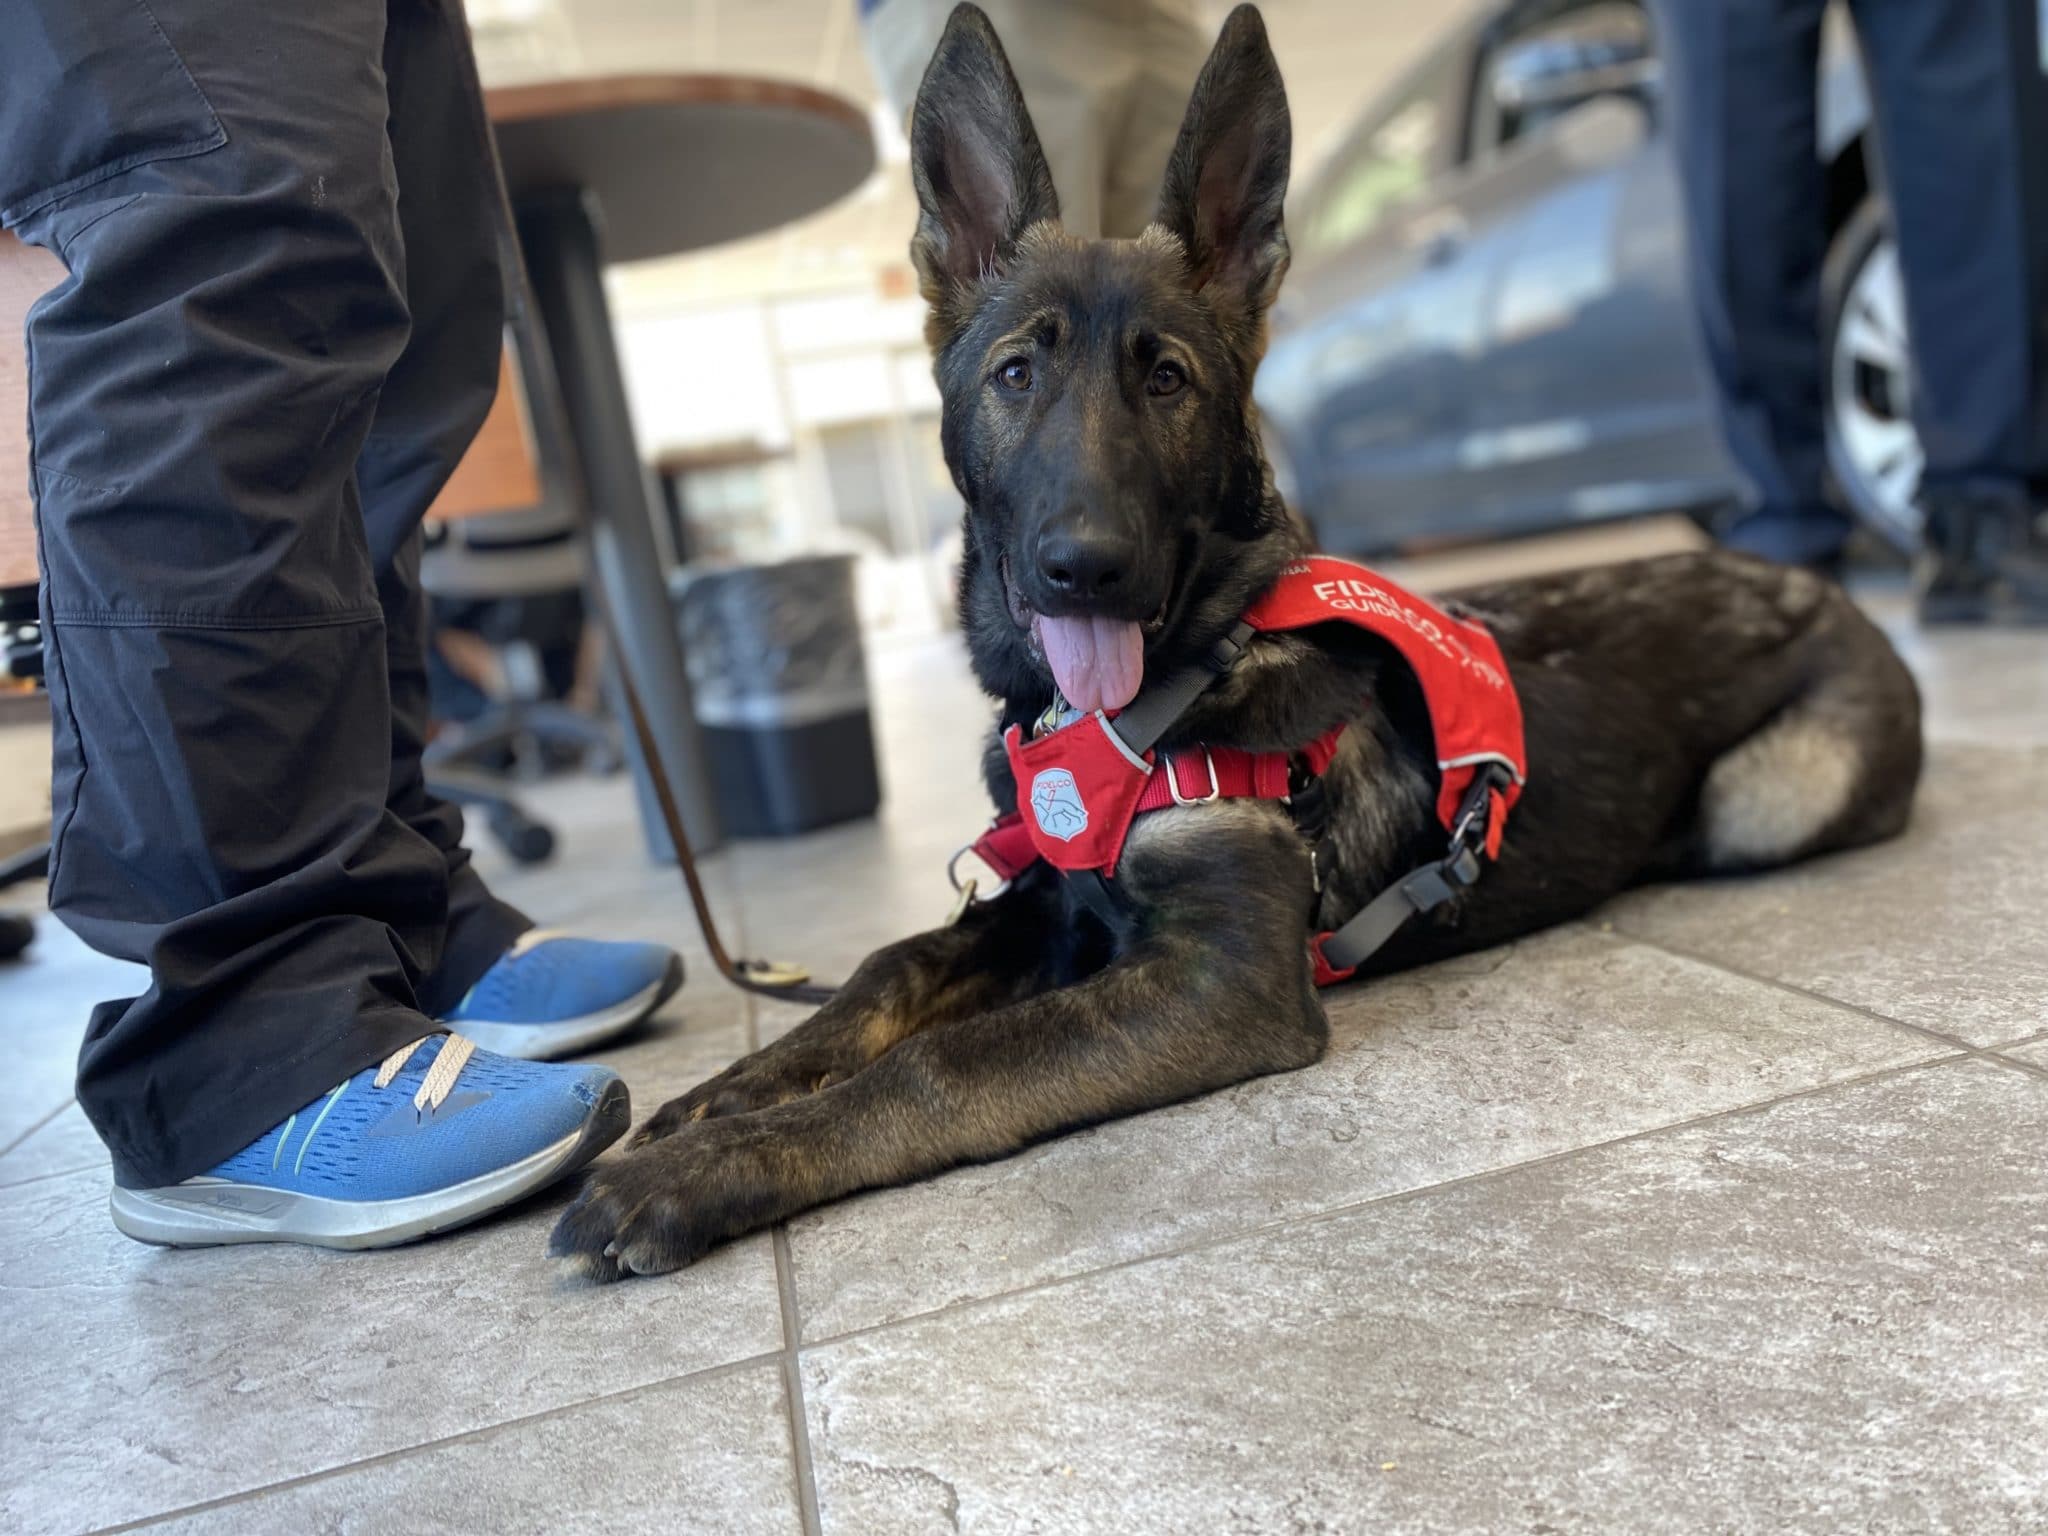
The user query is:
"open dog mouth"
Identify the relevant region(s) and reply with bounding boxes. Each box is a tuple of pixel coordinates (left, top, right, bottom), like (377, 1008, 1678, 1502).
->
(1002, 557, 1169, 714)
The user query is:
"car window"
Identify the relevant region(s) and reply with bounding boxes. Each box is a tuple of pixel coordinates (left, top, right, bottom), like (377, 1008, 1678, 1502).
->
(1476, 0, 1650, 155)
(1299, 45, 1457, 257)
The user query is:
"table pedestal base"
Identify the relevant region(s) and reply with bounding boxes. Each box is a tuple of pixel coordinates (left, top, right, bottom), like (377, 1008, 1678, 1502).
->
(515, 189, 723, 858)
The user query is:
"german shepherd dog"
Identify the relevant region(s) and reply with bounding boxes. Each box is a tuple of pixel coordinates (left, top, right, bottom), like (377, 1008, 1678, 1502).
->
(551, 3, 1922, 1278)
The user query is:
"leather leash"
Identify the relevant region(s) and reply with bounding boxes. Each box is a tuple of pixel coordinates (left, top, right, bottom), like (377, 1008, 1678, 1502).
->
(609, 653, 838, 1007)
(483, 159, 836, 1009)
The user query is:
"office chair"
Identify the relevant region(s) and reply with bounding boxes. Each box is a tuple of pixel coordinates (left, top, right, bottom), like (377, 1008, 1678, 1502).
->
(419, 497, 624, 867)
(416, 328, 635, 865)
(422, 507, 621, 775)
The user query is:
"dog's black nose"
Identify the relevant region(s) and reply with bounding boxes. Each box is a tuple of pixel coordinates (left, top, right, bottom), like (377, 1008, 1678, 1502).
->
(1036, 527, 1135, 600)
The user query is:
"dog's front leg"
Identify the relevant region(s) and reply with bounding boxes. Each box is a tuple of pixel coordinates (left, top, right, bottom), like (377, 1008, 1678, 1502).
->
(551, 808, 1327, 1279)
(632, 880, 1068, 1142)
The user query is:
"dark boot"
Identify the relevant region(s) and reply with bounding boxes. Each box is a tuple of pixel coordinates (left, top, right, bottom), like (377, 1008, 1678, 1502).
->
(1916, 490, 2048, 625)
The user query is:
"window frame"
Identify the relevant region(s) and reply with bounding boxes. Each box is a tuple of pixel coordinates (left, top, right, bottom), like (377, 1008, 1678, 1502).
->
(1292, 32, 1474, 262)
(1463, 0, 1653, 165)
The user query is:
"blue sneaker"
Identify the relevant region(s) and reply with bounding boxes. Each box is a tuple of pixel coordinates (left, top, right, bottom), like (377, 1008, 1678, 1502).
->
(108, 1035, 629, 1250)
(443, 930, 684, 1060)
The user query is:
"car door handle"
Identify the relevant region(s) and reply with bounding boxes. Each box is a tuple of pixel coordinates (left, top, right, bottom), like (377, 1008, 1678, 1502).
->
(1419, 230, 1464, 267)
(1405, 210, 1469, 268)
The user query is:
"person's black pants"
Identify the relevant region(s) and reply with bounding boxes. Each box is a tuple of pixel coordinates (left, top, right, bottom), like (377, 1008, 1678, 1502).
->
(3, 0, 530, 1187)
(1651, 0, 2047, 563)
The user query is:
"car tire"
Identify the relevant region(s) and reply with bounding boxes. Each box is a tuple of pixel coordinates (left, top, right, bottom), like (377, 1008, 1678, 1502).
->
(1821, 196, 1923, 554)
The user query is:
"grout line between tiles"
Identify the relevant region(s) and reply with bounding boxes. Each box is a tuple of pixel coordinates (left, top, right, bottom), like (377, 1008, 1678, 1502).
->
(743, 987, 763, 1055)
(90, 1346, 792, 1536)
(773, 1226, 825, 1536)
(793, 1051, 1967, 1357)
(0, 1156, 106, 1192)
(722, 843, 765, 1055)
(1598, 922, 2040, 1065)
(1984, 1048, 2048, 1082)
(0, 1096, 75, 1162)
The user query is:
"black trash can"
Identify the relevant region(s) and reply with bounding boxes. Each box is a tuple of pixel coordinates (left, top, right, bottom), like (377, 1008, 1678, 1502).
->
(671, 554, 882, 838)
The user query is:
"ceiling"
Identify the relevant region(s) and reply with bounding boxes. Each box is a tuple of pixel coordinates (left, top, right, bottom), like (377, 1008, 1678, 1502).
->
(467, 0, 1487, 308)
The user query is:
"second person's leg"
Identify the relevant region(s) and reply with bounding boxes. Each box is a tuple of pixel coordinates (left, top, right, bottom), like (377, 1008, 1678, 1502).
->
(1853, 0, 2048, 619)
(1650, 0, 1850, 567)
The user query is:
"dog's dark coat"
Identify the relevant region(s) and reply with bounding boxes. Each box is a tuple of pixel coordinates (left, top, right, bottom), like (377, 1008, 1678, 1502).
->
(551, 4, 1922, 1278)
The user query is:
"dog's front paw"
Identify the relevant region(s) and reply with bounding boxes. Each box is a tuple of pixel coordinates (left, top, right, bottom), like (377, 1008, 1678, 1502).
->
(548, 1124, 774, 1281)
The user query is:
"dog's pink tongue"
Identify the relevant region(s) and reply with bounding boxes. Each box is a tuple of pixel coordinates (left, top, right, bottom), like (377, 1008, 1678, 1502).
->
(1035, 614, 1144, 713)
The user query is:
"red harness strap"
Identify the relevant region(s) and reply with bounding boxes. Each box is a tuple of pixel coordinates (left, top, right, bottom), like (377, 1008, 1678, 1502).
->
(957, 734, 1320, 891)
(957, 813, 1041, 891)
(956, 557, 1528, 984)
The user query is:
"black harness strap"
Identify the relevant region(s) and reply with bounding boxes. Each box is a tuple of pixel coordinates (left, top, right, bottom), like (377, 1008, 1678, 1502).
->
(1102, 620, 1256, 758)
(1315, 763, 1512, 976)
(1316, 849, 1482, 974)
(1066, 868, 1135, 934)
(1060, 620, 1255, 936)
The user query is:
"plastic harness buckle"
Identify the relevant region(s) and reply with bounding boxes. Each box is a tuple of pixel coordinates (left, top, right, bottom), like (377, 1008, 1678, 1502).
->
(1314, 763, 1512, 984)
(1205, 625, 1252, 674)
(1448, 761, 1513, 855)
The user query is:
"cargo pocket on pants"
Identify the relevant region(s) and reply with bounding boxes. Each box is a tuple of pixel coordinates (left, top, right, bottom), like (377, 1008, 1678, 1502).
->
(0, 0, 225, 228)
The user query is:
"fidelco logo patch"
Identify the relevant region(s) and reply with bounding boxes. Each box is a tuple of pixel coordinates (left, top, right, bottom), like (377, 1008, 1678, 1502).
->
(1029, 768, 1089, 841)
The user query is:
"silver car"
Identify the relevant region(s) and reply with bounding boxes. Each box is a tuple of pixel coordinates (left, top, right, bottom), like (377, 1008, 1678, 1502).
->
(1258, 1, 1913, 554)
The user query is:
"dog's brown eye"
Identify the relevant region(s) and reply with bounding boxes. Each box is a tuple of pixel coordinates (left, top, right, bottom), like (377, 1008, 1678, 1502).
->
(1148, 361, 1187, 397)
(997, 357, 1033, 391)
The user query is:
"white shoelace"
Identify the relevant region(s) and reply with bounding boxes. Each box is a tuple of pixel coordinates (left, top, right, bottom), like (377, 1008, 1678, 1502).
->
(373, 1034, 478, 1112)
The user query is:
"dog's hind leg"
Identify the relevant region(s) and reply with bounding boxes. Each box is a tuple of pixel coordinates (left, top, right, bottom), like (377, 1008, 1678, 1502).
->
(632, 881, 1070, 1143)
(551, 806, 1329, 1279)
(1693, 598, 1923, 874)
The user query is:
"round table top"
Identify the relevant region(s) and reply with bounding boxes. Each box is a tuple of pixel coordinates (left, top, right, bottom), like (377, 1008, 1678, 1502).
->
(487, 75, 876, 264)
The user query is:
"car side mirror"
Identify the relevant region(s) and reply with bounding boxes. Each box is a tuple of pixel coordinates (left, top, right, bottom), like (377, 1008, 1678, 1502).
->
(1490, 29, 1658, 119)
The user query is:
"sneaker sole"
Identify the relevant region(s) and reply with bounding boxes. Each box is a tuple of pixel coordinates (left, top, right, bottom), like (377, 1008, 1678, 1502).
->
(108, 1077, 631, 1251)
(452, 955, 685, 1061)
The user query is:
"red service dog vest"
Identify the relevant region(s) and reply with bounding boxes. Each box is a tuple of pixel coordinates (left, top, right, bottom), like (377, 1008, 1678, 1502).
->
(995, 557, 1526, 877)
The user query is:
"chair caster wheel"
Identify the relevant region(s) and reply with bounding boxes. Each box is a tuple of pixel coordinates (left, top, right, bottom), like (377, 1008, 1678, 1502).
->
(488, 807, 556, 865)
(0, 912, 33, 961)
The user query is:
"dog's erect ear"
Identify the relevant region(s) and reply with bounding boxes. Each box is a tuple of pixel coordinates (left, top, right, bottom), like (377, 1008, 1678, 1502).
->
(1154, 5, 1291, 343)
(909, 4, 1059, 331)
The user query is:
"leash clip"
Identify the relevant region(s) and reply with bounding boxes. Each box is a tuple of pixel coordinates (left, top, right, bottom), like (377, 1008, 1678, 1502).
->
(734, 958, 813, 989)
(1448, 762, 1514, 856)
(945, 879, 977, 927)
(1165, 747, 1221, 807)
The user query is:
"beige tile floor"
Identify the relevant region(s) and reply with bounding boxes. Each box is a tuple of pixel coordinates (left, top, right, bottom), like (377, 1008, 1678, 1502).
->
(3, 529, 2046, 1534)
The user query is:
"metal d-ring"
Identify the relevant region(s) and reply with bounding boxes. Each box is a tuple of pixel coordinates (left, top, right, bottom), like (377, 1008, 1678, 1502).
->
(1166, 748, 1221, 807)
(948, 839, 1012, 900)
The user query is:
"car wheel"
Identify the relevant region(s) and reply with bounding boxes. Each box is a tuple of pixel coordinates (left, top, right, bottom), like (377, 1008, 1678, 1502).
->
(1822, 196, 1923, 554)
